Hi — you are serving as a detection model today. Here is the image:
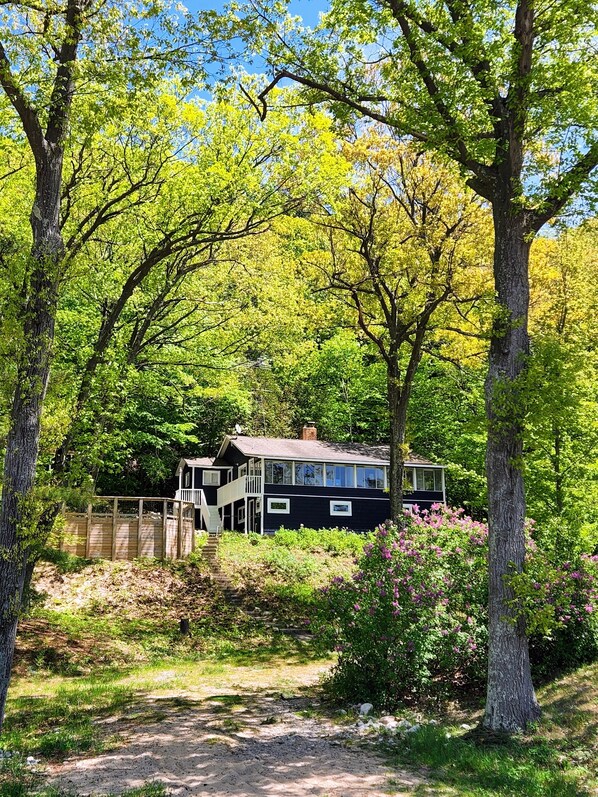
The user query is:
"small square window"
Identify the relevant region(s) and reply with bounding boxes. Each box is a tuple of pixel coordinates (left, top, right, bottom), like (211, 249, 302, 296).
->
(202, 470, 220, 486)
(267, 498, 290, 514)
(330, 500, 352, 517)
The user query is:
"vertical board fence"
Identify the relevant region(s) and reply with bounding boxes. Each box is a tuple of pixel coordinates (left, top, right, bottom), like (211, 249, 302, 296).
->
(60, 497, 195, 561)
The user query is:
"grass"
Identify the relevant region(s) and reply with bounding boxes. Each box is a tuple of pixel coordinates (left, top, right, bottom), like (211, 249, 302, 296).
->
(3, 548, 598, 797)
(382, 662, 598, 796)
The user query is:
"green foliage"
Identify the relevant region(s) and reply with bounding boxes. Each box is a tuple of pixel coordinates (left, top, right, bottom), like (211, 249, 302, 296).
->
(316, 508, 598, 708)
(39, 548, 96, 575)
(315, 508, 490, 707)
(272, 526, 369, 556)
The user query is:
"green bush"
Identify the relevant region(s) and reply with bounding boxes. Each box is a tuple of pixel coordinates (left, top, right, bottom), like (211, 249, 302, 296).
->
(262, 546, 318, 582)
(40, 547, 95, 573)
(315, 507, 598, 709)
(273, 527, 369, 556)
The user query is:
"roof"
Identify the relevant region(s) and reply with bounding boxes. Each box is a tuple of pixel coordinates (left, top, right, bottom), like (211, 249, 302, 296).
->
(218, 435, 440, 467)
(177, 457, 230, 473)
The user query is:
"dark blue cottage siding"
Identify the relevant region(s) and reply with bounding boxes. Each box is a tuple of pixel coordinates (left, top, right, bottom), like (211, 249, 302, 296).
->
(263, 484, 443, 532)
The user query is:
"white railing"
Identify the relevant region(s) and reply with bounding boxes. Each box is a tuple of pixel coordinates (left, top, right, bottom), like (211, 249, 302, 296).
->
(175, 488, 204, 507)
(217, 475, 262, 507)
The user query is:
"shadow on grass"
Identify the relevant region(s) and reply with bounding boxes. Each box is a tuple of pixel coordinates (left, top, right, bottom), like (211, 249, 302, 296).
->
(388, 723, 593, 797)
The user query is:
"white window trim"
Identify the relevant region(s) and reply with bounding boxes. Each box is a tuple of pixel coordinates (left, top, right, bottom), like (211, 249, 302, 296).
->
(202, 469, 220, 486)
(238, 505, 246, 523)
(330, 500, 352, 517)
(256, 498, 262, 513)
(267, 497, 290, 514)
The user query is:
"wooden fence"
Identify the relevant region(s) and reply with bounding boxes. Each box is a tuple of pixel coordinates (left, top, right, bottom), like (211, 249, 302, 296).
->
(60, 496, 195, 561)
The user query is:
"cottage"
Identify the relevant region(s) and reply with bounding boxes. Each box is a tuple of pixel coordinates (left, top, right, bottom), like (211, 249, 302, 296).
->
(175, 424, 445, 534)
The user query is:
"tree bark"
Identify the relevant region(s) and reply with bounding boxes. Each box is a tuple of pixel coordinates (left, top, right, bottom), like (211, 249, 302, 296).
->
(482, 202, 541, 732)
(387, 366, 405, 523)
(0, 145, 64, 730)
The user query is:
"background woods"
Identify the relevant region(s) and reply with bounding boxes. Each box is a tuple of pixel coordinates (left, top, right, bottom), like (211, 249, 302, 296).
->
(0, 0, 596, 743)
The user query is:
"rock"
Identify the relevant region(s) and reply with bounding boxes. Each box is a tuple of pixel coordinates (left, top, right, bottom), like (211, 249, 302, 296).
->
(25, 756, 40, 767)
(460, 723, 472, 730)
(379, 716, 398, 729)
(396, 719, 412, 730)
(359, 702, 374, 716)
(405, 724, 421, 733)
(428, 719, 439, 726)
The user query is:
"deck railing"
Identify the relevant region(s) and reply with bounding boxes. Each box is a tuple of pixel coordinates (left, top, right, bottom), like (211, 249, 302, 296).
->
(60, 496, 195, 561)
(217, 475, 262, 507)
(175, 488, 203, 507)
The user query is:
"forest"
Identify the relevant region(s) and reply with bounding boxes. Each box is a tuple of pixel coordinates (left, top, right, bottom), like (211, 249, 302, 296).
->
(0, 0, 597, 794)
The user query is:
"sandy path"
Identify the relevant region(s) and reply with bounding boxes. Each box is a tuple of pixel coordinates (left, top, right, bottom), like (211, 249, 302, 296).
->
(49, 691, 423, 796)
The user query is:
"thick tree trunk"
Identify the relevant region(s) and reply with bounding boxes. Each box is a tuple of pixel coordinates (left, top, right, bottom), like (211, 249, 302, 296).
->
(0, 145, 63, 730)
(482, 203, 541, 732)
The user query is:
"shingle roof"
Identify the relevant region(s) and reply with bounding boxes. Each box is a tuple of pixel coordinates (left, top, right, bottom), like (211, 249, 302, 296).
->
(219, 435, 439, 467)
(180, 457, 230, 468)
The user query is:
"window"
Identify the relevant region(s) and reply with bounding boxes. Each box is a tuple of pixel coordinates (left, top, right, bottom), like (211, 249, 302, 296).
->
(239, 464, 247, 478)
(330, 500, 352, 517)
(325, 465, 355, 488)
(183, 470, 192, 488)
(237, 505, 246, 523)
(403, 468, 414, 491)
(267, 498, 290, 514)
(256, 498, 262, 513)
(415, 468, 443, 492)
(265, 460, 293, 484)
(295, 462, 324, 486)
(356, 466, 384, 489)
(202, 470, 220, 486)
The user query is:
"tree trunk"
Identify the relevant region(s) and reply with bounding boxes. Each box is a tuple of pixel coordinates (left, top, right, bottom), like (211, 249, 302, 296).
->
(387, 366, 405, 523)
(482, 203, 541, 732)
(0, 144, 64, 730)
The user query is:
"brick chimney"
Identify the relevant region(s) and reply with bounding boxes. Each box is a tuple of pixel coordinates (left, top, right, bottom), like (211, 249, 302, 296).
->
(300, 421, 317, 441)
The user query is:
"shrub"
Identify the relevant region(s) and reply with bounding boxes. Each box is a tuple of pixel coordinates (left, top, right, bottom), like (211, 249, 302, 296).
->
(273, 527, 369, 556)
(315, 506, 598, 709)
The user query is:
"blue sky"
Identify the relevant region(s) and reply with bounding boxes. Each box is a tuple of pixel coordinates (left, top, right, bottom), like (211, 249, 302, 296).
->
(185, 0, 329, 28)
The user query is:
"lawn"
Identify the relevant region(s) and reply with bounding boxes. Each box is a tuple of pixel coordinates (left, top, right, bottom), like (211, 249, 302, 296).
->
(1, 542, 597, 797)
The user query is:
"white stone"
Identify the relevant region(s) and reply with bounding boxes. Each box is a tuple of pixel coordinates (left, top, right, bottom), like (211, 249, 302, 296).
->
(396, 719, 412, 730)
(405, 724, 421, 733)
(359, 702, 374, 716)
(379, 715, 398, 728)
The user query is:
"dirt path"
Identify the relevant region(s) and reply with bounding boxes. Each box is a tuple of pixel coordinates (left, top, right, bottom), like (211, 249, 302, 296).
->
(48, 666, 424, 797)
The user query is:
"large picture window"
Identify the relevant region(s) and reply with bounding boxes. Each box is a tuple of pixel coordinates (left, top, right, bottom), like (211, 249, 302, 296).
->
(265, 460, 293, 484)
(325, 465, 355, 488)
(295, 462, 324, 486)
(356, 466, 384, 489)
(415, 468, 443, 492)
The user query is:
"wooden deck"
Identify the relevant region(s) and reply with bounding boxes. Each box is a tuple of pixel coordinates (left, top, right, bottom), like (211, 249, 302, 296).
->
(60, 496, 195, 561)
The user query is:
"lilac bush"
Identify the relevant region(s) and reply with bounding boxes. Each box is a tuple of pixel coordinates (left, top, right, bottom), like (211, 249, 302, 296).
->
(315, 506, 598, 708)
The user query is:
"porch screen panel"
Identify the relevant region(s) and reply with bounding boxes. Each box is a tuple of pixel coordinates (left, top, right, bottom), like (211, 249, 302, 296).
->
(356, 466, 384, 489)
(295, 462, 324, 486)
(265, 460, 292, 484)
(325, 465, 355, 488)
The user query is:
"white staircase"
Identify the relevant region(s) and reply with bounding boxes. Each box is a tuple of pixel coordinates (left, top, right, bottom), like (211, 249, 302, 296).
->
(200, 501, 221, 534)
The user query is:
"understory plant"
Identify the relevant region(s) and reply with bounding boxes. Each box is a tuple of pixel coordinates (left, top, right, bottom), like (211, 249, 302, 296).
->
(315, 506, 598, 708)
